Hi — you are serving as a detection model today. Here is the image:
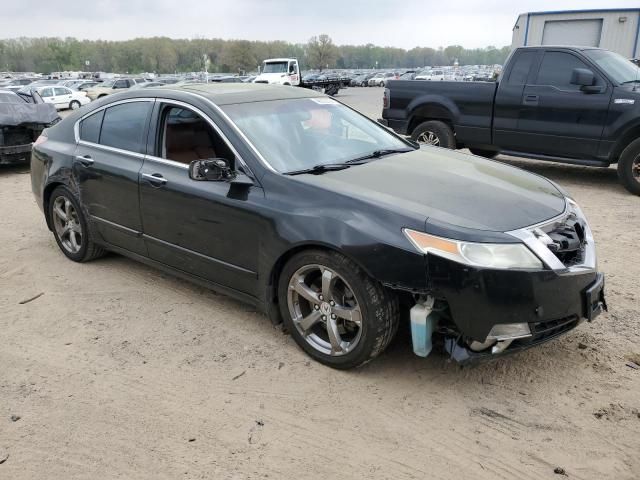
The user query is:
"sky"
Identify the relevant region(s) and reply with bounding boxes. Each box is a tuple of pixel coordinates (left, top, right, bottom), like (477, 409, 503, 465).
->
(2, 1, 640, 49)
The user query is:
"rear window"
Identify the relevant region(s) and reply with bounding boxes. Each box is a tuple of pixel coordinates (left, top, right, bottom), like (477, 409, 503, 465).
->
(506, 51, 536, 85)
(99, 102, 151, 153)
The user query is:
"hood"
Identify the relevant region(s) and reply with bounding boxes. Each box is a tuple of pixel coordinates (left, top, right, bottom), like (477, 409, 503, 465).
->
(293, 148, 566, 233)
(0, 102, 59, 127)
(254, 73, 287, 83)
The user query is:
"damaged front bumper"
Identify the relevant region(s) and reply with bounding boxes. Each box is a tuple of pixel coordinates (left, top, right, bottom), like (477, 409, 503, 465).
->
(410, 200, 607, 365)
(0, 142, 33, 165)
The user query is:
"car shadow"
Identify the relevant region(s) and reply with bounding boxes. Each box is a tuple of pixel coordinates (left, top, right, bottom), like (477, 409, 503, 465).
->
(0, 164, 30, 176)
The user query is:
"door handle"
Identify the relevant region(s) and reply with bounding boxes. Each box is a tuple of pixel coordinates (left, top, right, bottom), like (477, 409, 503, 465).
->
(142, 173, 167, 186)
(523, 94, 539, 105)
(75, 155, 94, 166)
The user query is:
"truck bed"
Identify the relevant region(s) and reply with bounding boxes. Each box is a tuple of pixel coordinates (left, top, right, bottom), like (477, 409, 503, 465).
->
(383, 80, 498, 145)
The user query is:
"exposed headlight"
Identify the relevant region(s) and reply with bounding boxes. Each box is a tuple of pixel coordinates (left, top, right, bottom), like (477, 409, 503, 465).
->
(403, 229, 543, 270)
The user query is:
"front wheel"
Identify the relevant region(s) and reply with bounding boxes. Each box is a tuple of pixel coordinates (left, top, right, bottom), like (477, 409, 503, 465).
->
(617, 138, 640, 195)
(411, 120, 455, 149)
(278, 250, 399, 369)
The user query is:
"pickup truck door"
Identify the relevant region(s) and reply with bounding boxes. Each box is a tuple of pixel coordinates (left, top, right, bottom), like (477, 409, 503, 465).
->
(513, 50, 611, 158)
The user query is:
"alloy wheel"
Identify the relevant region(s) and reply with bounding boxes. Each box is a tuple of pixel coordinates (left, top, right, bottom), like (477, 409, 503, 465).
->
(633, 156, 640, 182)
(52, 196, 83, 254)
(287, 264, 363, 356)
(416, 131, 440, 146)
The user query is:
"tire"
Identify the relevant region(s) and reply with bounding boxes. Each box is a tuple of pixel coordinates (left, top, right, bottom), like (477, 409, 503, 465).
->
(69, 100, 81, 110)
(380, 81, 386, 87)
(411, 120, 455, 149)
(98, 94, 107, 98)
(48, 186, 106, 262)
(617, 138, 640, 195)
(469, 148, 498, 159)
(278, 250, 399, 369)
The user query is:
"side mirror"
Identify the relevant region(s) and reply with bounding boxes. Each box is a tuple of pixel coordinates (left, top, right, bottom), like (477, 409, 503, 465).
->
(189, 158, 235, 182)
(570, 68, 595, 87)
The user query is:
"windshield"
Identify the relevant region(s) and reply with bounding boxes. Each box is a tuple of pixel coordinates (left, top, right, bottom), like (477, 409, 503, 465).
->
(222, 97, 410, 173)
(262, 62, 288, 74)
(584, 49, 640, 84)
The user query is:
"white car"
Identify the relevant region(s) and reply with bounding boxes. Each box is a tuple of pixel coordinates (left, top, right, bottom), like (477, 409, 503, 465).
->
(36, 86, 90, 110)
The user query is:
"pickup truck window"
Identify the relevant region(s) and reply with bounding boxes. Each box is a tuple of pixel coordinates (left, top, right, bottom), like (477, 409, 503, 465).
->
(506, 51, 536, 85)
(535, 52, 592, 90)
(584, 49, 640, 84)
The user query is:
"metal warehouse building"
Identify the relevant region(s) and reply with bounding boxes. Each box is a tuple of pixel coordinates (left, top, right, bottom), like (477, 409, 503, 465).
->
(512, 8, 640, 58)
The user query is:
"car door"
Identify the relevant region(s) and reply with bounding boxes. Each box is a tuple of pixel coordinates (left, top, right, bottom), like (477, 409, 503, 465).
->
(53, 87, 72, 109)
(493, 49, 540, 150)
(514, 50, 612, 158)
(73, 99, 154, 256)
(39, 87, 55, 107)
(138, 101, 264, 296)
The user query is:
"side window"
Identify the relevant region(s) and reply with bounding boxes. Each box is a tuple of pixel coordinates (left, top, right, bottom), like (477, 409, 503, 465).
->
(40, 88, 53, 98)
(535, 52, 595, 90)
(113, 80, 127, 89)
(79, 110, 104, 144)
(160, 106, 234, 166)
(54, 87, 68, 96)
(100, 102, 151, 153)
(506, 51, 536, 85)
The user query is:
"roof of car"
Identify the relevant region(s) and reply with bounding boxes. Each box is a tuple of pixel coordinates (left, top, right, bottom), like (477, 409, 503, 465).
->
(150, 83, 325, 105)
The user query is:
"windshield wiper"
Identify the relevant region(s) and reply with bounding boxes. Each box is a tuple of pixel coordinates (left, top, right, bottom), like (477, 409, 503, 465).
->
(284, 162, 367, 176)
(345, 147, 414, 164)
(621, 79, 640, 84)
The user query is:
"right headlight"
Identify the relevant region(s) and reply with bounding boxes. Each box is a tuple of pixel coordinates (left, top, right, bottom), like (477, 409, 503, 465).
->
(403, 229, 543, 270)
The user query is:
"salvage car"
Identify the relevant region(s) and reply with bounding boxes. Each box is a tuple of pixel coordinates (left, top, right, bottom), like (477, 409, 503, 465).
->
(84, 78, 148, 101)
(30, 84, 606, 369)
(0, 89, 59, 165)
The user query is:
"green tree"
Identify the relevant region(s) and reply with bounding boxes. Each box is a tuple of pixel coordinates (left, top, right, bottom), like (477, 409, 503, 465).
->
(306, 34, 337, 71)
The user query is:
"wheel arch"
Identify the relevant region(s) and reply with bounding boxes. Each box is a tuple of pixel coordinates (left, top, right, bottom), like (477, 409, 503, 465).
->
(407, 100, 457, 137)
(610, 124, 640, 163)
(264, 242, 378, 326)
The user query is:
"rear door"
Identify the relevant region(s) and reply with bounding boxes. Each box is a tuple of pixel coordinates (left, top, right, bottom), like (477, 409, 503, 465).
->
(73, 99, 153, 255)
(493, 49, 540, 150)
(53, 87, 72, 109)
(515, 50, 612, 158)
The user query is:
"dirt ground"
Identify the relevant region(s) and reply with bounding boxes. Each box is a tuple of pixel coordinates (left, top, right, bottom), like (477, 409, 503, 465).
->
(1, 88, 639, 479)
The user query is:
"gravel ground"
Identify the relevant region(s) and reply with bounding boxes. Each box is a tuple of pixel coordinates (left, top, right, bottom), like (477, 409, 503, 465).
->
(1, 87, 639, 479)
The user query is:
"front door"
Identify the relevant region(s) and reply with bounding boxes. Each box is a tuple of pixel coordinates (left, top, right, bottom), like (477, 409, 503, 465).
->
(139, 102, 264, 296)
(74, 100, 153, 255)
(515, 50, 612, 158)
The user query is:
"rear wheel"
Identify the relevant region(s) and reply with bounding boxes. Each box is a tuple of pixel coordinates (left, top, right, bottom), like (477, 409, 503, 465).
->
(69, 100, 81, 110)
(278, 250, 399, 369)
(411, 120, 455, 149)
(617, 138, 640, 195)
(48, 186, 106, 262)
(469, 148, 498, 159)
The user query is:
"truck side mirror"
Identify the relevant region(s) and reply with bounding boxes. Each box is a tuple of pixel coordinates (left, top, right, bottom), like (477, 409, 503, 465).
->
(570, 68, 595, 87)
(289, 64, 296, 74)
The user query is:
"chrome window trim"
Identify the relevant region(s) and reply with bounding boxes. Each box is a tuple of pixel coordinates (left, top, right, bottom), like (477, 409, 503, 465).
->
(77, 139, 146, 159)
(74, 97, 155, 143)
(144, 154, 189, 170)
(151, 98, 253, 175)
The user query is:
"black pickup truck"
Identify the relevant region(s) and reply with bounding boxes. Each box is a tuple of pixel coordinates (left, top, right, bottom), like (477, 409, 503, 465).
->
(381, 46, 640, 195)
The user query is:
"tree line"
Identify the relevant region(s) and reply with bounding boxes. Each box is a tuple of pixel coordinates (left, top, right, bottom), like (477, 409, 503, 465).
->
(0, 35, 511, 74)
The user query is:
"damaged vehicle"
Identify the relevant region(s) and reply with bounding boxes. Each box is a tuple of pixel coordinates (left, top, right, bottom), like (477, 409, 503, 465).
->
(1, 89, 60, 165)
(30, 84, 606, 369)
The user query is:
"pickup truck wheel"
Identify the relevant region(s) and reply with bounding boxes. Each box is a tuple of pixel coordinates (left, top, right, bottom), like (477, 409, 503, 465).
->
(469, 148, 498, 159)
(411, 120, 455, 149)
(278, 250, 399, 369)
(618, 138, 640, 195)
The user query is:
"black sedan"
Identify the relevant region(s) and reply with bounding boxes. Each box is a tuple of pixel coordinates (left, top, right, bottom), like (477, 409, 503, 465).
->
(30, 84, 606, 369)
